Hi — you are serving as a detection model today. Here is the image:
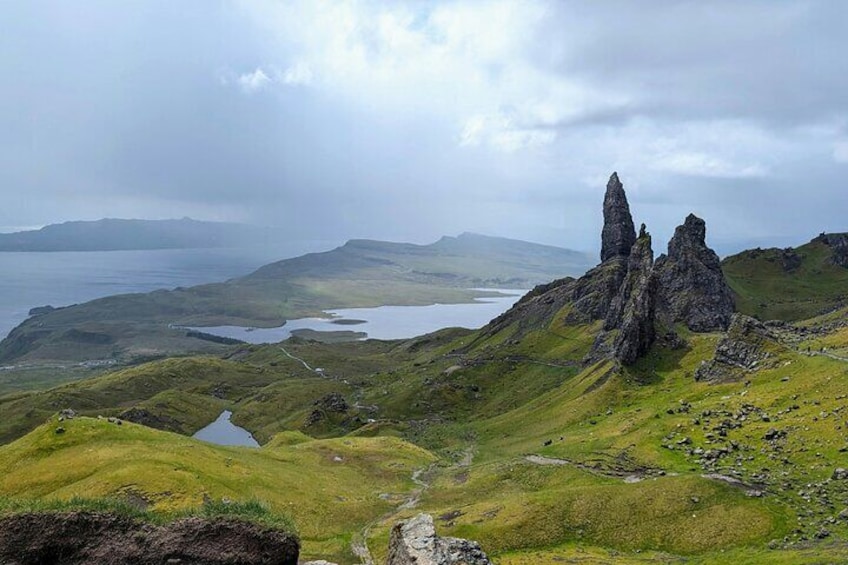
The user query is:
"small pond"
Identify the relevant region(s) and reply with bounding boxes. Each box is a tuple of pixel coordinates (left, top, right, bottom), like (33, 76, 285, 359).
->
(192, 410, 259, 447)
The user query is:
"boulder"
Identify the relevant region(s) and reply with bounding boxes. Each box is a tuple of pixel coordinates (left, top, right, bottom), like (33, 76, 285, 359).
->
(386, 514, 492, 565)
(695, 314, 778, 382)
(654, 214, 734, 332)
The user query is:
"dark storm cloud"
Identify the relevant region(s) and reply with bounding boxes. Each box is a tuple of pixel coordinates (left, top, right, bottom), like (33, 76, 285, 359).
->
(1, 1, 846, 252)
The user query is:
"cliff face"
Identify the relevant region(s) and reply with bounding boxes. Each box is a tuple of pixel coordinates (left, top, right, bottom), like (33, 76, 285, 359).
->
(481, 172, 735, 367)
(610, 227, 657, 365)
(654, 214, 735, 332)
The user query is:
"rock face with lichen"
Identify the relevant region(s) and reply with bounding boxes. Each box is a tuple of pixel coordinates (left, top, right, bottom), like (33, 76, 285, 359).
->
(478, 172, 736, 367)
(600, 172, 637, 262)
(610, 227, 657, 364)
(695, 314, 778, 382)
(654, 214, 734, 332)
(386, 514, 493, 565)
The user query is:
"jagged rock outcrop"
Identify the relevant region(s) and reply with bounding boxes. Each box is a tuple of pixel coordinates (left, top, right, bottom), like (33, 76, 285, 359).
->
(386, 514, 492, 565)
(695, 314, 778, 382)
(779, 248, 803, 272)
(600, 172, 637, 262)
(587, 225, 657, 365)
(478, 173, 736, 367)
(654, 214, 734, 332)
(813, 232, 848, 268)
(0, 512, 300, 565)
(119, 407, 182, 433)
(611, 227, 657, 364)
(304, 392, 349, 427)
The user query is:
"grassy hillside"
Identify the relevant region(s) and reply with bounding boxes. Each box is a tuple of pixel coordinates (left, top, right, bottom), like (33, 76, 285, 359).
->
(0, 233, 591, 370)
(723, 238, 848, 321)
(5, 229, 848, 562)
(4, 300, 848, 562)
(0, 417, 435, 563)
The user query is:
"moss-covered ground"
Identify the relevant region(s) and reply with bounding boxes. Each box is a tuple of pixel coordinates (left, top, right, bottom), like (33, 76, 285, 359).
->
(2, 291, 848, 562)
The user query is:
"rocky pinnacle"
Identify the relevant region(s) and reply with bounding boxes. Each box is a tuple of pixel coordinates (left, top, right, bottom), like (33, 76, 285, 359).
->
(611, 226, 657, 365)
(600, 172, 637, 263)
(654, 213, 735, 332)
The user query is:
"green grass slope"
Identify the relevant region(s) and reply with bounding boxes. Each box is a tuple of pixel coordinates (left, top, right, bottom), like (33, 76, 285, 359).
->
(0, 416, 435, 563)
(723, 237, 848, 321)
(4, 270, 848, 562)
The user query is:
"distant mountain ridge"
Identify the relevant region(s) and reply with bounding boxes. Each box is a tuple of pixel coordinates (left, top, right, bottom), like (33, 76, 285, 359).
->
(0, 232, 593, 365)
(0, 218, 279, 251)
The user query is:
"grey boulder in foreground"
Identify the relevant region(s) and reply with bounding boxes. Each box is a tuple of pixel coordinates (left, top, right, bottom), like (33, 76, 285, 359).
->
(386, 513, 493, 565)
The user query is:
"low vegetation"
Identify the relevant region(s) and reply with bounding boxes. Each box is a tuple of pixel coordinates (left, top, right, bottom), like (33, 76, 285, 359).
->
(3, 232, 848, 563)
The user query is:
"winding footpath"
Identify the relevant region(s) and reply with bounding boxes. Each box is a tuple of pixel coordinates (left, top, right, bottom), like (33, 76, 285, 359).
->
(279, 347, 318, 372)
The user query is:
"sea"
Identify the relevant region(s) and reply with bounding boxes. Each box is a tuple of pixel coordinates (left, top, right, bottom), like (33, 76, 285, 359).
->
(0, 246, 318, 340)
(0, 247, 526, 342)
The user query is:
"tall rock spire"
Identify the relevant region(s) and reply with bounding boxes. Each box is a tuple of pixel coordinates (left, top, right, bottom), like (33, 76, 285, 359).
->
(600, 172, 637, 262)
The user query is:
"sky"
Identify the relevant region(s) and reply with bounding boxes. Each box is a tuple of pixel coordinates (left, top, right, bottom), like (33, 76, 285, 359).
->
(1, 0, 847, 256)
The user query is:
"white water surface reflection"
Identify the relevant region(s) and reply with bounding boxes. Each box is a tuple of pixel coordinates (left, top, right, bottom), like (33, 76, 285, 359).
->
(192, 410, 259, 447)
(191, 289, 526, 344)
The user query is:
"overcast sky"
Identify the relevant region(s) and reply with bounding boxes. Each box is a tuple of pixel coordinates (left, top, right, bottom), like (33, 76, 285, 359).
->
(2, 1, 847, 255)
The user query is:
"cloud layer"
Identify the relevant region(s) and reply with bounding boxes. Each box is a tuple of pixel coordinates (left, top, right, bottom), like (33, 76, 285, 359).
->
(1, 0, 846, 254)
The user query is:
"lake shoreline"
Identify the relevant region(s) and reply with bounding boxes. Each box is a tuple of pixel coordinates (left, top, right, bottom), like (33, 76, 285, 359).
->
(186, 289, 527, 344)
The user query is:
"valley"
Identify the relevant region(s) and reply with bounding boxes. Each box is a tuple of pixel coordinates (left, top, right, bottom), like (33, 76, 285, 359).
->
(2, 174, 848, 563)
(0, 233, 590, 383)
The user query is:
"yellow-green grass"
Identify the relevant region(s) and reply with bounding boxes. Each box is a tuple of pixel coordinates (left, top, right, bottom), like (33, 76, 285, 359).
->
(3, 299, 848, 563)
(0, 416, 435, 563)
(0, 356, 276, 444)
(360, 328, 848, 561)
(492, 541, 848, 565)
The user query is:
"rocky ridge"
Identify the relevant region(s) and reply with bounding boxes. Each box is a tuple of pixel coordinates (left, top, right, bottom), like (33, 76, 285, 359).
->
(813, 232, 848, 268)
(482, 172, 734, 366)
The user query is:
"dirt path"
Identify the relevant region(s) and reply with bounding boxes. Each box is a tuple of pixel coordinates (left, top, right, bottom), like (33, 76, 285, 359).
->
(524, 454, 654, 483)
(279, 347, 318, 373)
(351, 463, 436, 565)
(352, 446, 475, 564)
